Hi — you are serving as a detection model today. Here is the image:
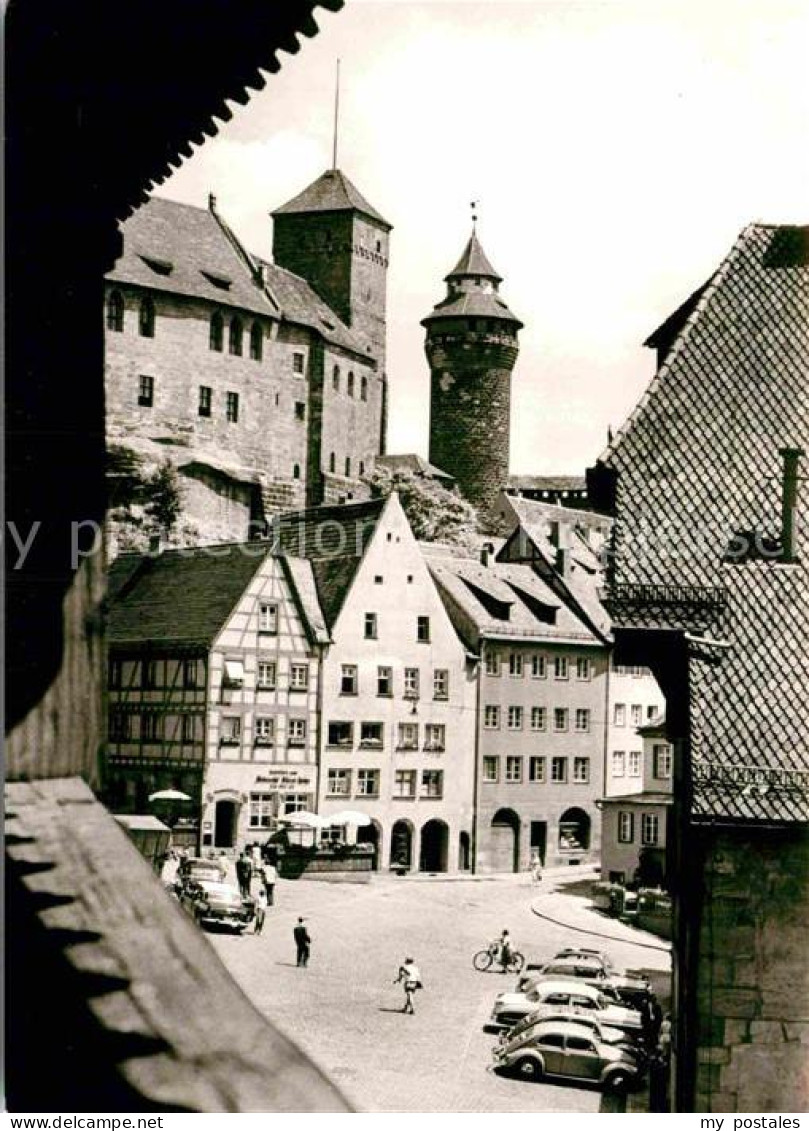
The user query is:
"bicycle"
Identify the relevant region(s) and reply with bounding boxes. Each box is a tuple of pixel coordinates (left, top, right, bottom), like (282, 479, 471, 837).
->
(472, 945, 525, 974)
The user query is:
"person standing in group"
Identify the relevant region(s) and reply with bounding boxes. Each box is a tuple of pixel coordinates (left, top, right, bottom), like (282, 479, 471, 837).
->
(394, 957, 422, 1014)
(235, 851, 252, 899)
(262, 859, 278, 906)
(294, 917, 311, 967)
(252, 886, 268, 935)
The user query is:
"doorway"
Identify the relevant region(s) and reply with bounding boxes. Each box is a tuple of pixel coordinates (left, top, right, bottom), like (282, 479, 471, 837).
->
(214, 799, 238, 848)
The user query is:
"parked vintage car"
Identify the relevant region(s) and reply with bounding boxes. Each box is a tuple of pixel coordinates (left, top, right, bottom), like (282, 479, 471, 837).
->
(497, 1006, 645, 1056)
(180, 878, 254, 933)
(523, 953, 653, 1009)
(176, 855, 227, 887)
(490, 978, 645, 1036)
(491, 1019, 645, 1093)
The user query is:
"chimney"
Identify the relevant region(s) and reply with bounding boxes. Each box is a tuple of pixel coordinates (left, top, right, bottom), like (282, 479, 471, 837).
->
(780, 446, 804, 562)
(480, 541, 495, 567)
(208, 192, 217, 212)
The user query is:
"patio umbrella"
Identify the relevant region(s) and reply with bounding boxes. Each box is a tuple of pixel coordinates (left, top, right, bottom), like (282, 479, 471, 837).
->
(329, 809, 372, 827)
(148, 788, 192, 802)
(277, 810, 326, 828)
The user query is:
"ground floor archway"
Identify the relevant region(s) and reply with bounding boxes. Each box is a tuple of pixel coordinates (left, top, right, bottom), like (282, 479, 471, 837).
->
(214, 799, 239, 848)
(490, 808, 521, 872)
(419, 819, 449, 873)
(390, 819, 415, 869)
(558, 807, 591, 853)
(357, 819, 382, 870)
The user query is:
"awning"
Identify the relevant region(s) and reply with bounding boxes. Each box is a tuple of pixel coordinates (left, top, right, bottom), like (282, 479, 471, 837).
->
(224, 660, 245, 685)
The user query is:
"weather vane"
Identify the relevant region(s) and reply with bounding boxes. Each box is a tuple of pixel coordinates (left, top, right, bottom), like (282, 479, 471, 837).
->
(470, 199, 479, 227)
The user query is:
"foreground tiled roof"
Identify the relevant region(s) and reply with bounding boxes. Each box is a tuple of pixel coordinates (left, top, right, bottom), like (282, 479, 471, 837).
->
(108, 196, 371, 358)
(599, 223, 809, 823)
(272, 168, 391, 230)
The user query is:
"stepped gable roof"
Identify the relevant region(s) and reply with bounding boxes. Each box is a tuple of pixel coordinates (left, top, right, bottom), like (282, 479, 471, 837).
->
(108, 544, 271, 648)
(271, 498, 386, 629)
(599, 223, 809, 824)
(272, 168, 391, 230)
(376, 453, 454, 483)
(429, 557, 600, 648)
(108, 196, 371, 359)
(446, 230, 502, 282)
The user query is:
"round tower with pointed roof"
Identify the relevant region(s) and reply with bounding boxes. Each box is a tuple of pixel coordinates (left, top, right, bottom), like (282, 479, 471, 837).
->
(422, 229, 523, 515)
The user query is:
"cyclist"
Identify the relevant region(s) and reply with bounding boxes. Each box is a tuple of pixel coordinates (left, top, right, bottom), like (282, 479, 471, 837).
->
(491, 928, 513, 972)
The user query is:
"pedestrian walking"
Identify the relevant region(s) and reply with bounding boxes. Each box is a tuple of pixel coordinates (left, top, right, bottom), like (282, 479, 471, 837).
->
(235, 851, 253, 899)
(263, 860, 278, 906)
(294, 917, 311, 967)
(529, 849, 543, 884)
(252, 887, 268, 935)
(394, 957, 423, 1014)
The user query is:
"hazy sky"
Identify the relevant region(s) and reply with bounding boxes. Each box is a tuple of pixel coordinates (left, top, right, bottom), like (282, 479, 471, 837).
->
(155, 0, 808, 474)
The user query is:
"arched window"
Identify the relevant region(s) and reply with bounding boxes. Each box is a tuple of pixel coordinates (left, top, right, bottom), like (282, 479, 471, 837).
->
(107, 290, 124, 332)
(139, 295, 155, 338)
(209, 312, 223, 352)
(360, 374, 368, 401)
(249, 321, 263, 361)
(329, 452, 336, 473)
(229, 316, 243, 356)
(293, 463, 301, 480)
(345, 456, 352, 477)
(332, 365, 340, 392)
(347, 371, 355, 397)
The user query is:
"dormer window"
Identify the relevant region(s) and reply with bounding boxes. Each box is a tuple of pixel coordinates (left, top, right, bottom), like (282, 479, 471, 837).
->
(140, 255, 173, 276)
(139, 296, 155, 338)
(107, 291, 124, 332)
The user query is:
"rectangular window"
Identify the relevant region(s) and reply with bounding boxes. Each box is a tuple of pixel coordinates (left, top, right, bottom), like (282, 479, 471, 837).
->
(257, 661, 276, 689)
(258, 603, 278, 634)
(138, 374, 154, 407)
(553, 707, 568, 732)
(433, 669, 449, 700)
(505, 756, 523, 783)
(482, 756, 499, 783)
(507, 706, 524, 730)
(573, 757, 590, 783)
(360, 722, 383, 748)
(249, 792, 274, 829)
(397, 722, 419, 750)
(377, 666, 393, 696)
(328, 721, 354, 748)
(226, 391, 239, 423)
(393, 769, 416, 798)
(576, 657, 591, 680)
(531, 655, 547, 679)
(421, 770, 443, 798)
(220, 715, 241, 745)
(631, 704, 643, 727)
(529, 756, 545, 783)
(340, 664, 358, 695)
(653, 744, 672, 779)
(424, 723, 445, 751)
(143, 659, 158, 689)
(575, 708, 591, 733)
(641, 813, 660, 846)
(327, 769, 351, 797)
(198, 385, 212, 417)
(404, 667, 420, 699)
(364, 612, 378, 639)
(614, 703, 626, 726)
(290, 663, 309, 691)
(618, 811, 634, 843)
(288, 718, 307, 746)
(485, 651, 500, 676)
(484, 705, 500, 729)
(612, 751, 626, 777)
(417, 616, 431, 643)
(357, 769, 380, 797)
(647, 705, 657, 721)
(182, 659, 198, 689)
(530, 706, 547, 731)
(554, 656, 569, 680)
(292, 351, 305, 374)
(109, 710, 130, 742)
(509, 652, 524, 677)
(254, 717, 274, 745)
(628, 750, 642, 777)
(551, 756, 568, 783)
(283, 794, 308, 815)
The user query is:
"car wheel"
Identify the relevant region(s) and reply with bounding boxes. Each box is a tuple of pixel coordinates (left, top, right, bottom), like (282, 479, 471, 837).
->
(473, 949, 493, 972)
(513, 1056, 542, 1082)
(605, 1070, 632, 1094)
(508, 952, 525, 974)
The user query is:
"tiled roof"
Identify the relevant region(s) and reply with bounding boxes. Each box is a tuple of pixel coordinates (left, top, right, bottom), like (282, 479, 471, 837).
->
(108, 544, 271, 648)
(279, 557, 331, 645)
(108, 196, 371, 359)
(601, 791, 673, 806)
(599, 223, 809, 823)
(376, 453, 454, 482)
(507, 475, 588, 493)
(271, 498, 386, 628)
(422, 289, 523, 326)
(446, 230, 502, 282)
(272, 169, 391, 230)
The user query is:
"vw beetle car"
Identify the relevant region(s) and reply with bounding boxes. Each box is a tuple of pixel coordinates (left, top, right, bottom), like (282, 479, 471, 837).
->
(491, 1019, 644, 1093)
(498, 1005, 644, 1056)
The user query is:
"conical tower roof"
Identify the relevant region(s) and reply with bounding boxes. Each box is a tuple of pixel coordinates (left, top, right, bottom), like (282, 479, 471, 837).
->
(272, 168, 391, 230)
(445, 229, 502, 282)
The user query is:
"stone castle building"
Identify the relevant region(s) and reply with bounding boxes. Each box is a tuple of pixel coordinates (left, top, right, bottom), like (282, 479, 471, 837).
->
(104, 169, 391, 545)
(422, 229, 523, 516)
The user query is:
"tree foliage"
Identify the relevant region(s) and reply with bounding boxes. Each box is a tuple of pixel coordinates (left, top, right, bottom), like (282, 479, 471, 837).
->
(144, 461, 184, 535)
(367, 467, 480, 547)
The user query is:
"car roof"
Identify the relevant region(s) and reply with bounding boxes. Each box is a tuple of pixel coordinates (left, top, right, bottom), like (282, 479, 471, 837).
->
(197, 881, 240, 894)
(529, 979, 600, 997)
(530, 1021, 602, 1040)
